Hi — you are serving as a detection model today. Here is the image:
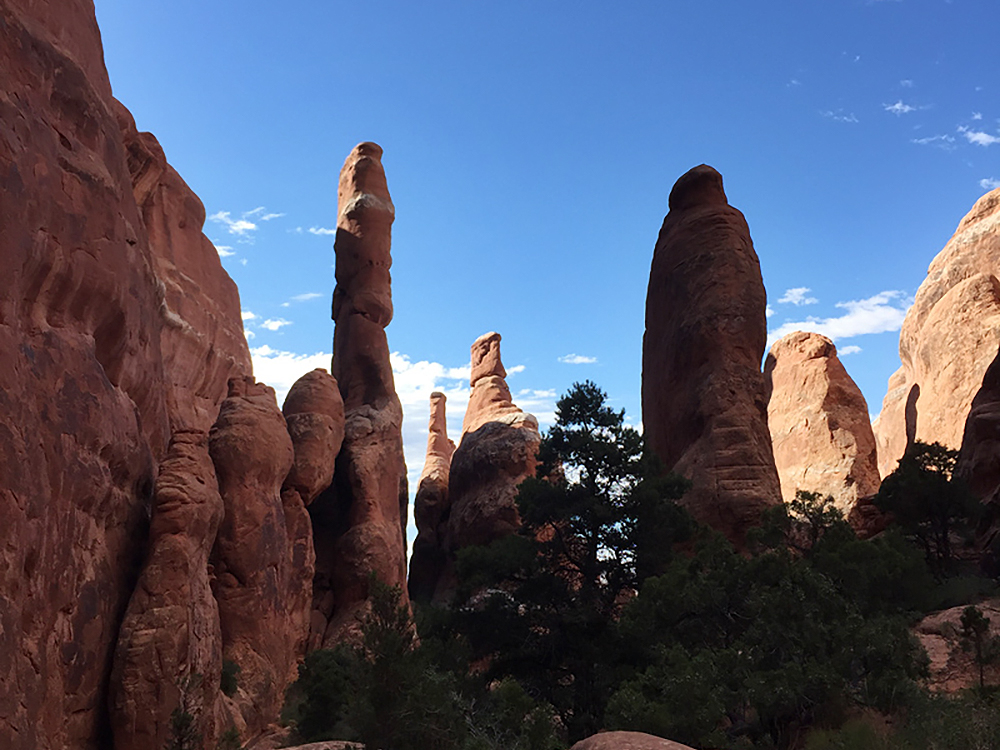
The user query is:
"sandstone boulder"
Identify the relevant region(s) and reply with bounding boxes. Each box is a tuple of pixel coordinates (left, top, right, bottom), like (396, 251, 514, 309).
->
(109, 431, 224, 750)
(569, 731, 697, 750)
(874, 187, 1000, 476)
(642, 164, 781, 546)
(408, 392, 456, 602)
(0, 3, 169, 746)
(914, 598, 1000, 692)
(210, 377, 300, 740)
(448, 332, 541, 552)
(764, 331, 881, 515)
(283, 368, 346, 504)
(309, 143, 409, 647)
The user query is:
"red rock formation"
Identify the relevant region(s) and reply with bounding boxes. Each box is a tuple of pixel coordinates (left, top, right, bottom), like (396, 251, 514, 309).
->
(448, 332, 540, 550)
(118, 105, 252, 434)
(209, 377, 300, 740)
(642, 165, 781, 546)
(309, 143, 409, 646)
(874, 187, 1000, 476)
(408, 392, 456, 602)
(280, 369, 345, 658)
(0, 2, 169, 746)
(764, 331, 880, 515)
(569, 732, 697, 750)
(109, 431, 225, 750)
(914, 598, 1000, 692)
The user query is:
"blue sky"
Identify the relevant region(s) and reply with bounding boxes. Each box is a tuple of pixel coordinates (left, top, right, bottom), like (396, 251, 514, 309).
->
(95, 1, 999, 523)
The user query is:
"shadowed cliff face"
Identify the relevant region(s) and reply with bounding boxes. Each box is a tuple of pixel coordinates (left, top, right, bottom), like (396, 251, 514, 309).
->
(642, 165, 781, 548)
(309, 142, 409, 647)
(874, 187, 1000, 477)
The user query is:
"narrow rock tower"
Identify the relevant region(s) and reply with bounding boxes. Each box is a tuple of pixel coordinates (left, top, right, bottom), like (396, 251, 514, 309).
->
(642, 165, 781, 546)
(309, 143, 409, 645)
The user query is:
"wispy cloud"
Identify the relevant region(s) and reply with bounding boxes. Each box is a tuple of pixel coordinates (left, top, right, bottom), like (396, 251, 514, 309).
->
(884, 100, 916, 116)
(778, 287, 818, 306)
(838, 345, 862, 355)
(767, 290, 912, 349)
(972, 112, 983, 121)
(308, 227, 337, 236)
(260, 213, 285, 221)
(291, 292, 323, 302)
(766, 304, 775, 318)
(959, 126, 1000, 146)
(900, 79, 914, 88)
(558, 354, 598, 365)
(821, 110, 859, 124)
(911, 134, 956, 150)
(215, 244, 235, 258)
(260, 318, 292, 331)
(210, 210, 257, 237)
(982, 178, 1000, 191)
(241, 310, 257, 321)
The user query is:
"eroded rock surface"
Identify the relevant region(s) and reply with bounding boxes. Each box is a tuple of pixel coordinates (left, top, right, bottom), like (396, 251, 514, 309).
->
(109, 431, 224, 750)
(914, 598, 1000, 692)
(309, 143, 409, 647)
(764, 331, 880, 515)
(448, 333, 540, 552)
(209, 377, 299, 741)
(956, 348, 1000, 549)
(569, 731, 697, 750)
(874, 187, 1000, 476)
(642, 165, 781, 546)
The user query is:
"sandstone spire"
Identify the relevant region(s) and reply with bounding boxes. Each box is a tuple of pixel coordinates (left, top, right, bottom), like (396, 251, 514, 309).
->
(447, 332, 540, 551)
(309, 143, 409, 646)
(408, 392, 456, 602)
(874, 187, 1000, 477)
(642, 165, 781, 546)
(764, 331, 880, 515)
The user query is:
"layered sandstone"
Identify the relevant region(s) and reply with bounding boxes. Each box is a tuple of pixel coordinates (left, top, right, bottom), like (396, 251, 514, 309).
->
(0, 3, 168, 746)
(956, 347, 1000, 545)
(118, 105, 251, 433)
(209, 377, 300, 740)
(448, 332, 541, 551)
(109, 431, 225, 750)
(309, 143, 409, 646)
(874, 187, 1000, 476)
(408, 392, 456, 602)
(642, 165, 781, 546)
(764, 331, 880, 515)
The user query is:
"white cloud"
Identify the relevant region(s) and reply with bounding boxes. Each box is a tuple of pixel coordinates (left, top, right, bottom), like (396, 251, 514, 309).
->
(244, 206, 266, 217)
(959, 126, 1000, 146)
(291, 292, 323, 302)
(900, 79, 914, 88)
(558, 354, 598, 365)
(260, 212, 285, 221)
(507, 364, 526, 375)
(911, 134, 956, 149)
(821, 110, 858, 123)
(973, 112, 983, 121)
(765, 304, 775, 318)
(767, 290, 912, 349)
(838, 345, 862, 355)
(777, 287, 818, 306)
(241, 310, 257, 321)
(884, 100, 916, 115)
(981, 178, 1000, 191)
(210, 210, 257, 237)
(308, 227, 337, 236)
(240, 259, 248, 266)
(261, 318, 292, 331)
(244, 329, 255, 340)
(249, 345, 331, 407)
(215, 245, 235, 258)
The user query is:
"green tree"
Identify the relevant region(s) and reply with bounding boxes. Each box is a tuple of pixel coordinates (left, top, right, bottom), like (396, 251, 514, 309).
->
(875, 441, 982, 575)
(165, 674, 203, 750)
(960, 605, 1000, 690)
(455, 381, 691, 742)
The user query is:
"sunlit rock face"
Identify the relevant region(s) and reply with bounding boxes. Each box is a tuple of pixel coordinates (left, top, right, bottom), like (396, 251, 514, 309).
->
(408, 392, 456, 603)
(764, 331, 880, 515)
(569, 731, 698, 750)
(874, 187, 1000, 477)
(309, 143, 409, 647)
(956, 347, 1000, 547)
(642, 165, 781, 548)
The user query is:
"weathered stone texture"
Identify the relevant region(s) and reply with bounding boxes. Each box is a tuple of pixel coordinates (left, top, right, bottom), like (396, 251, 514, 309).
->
(874, 188, 1000, 476)
(569, 731, 697, 750)
(309, 143, 408, 647)
(641, 165, 781, 546)
(764, 331, 880, 515)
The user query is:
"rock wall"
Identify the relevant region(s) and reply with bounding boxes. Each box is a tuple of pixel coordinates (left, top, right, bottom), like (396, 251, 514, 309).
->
(642, 165, 781, 546)
(764, 331, 881, 515)
(956, 347, 1000, 545)
(309, 143, 409, 646)
(408, 392, 456, 603)
(874, 187, 1000, 476)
